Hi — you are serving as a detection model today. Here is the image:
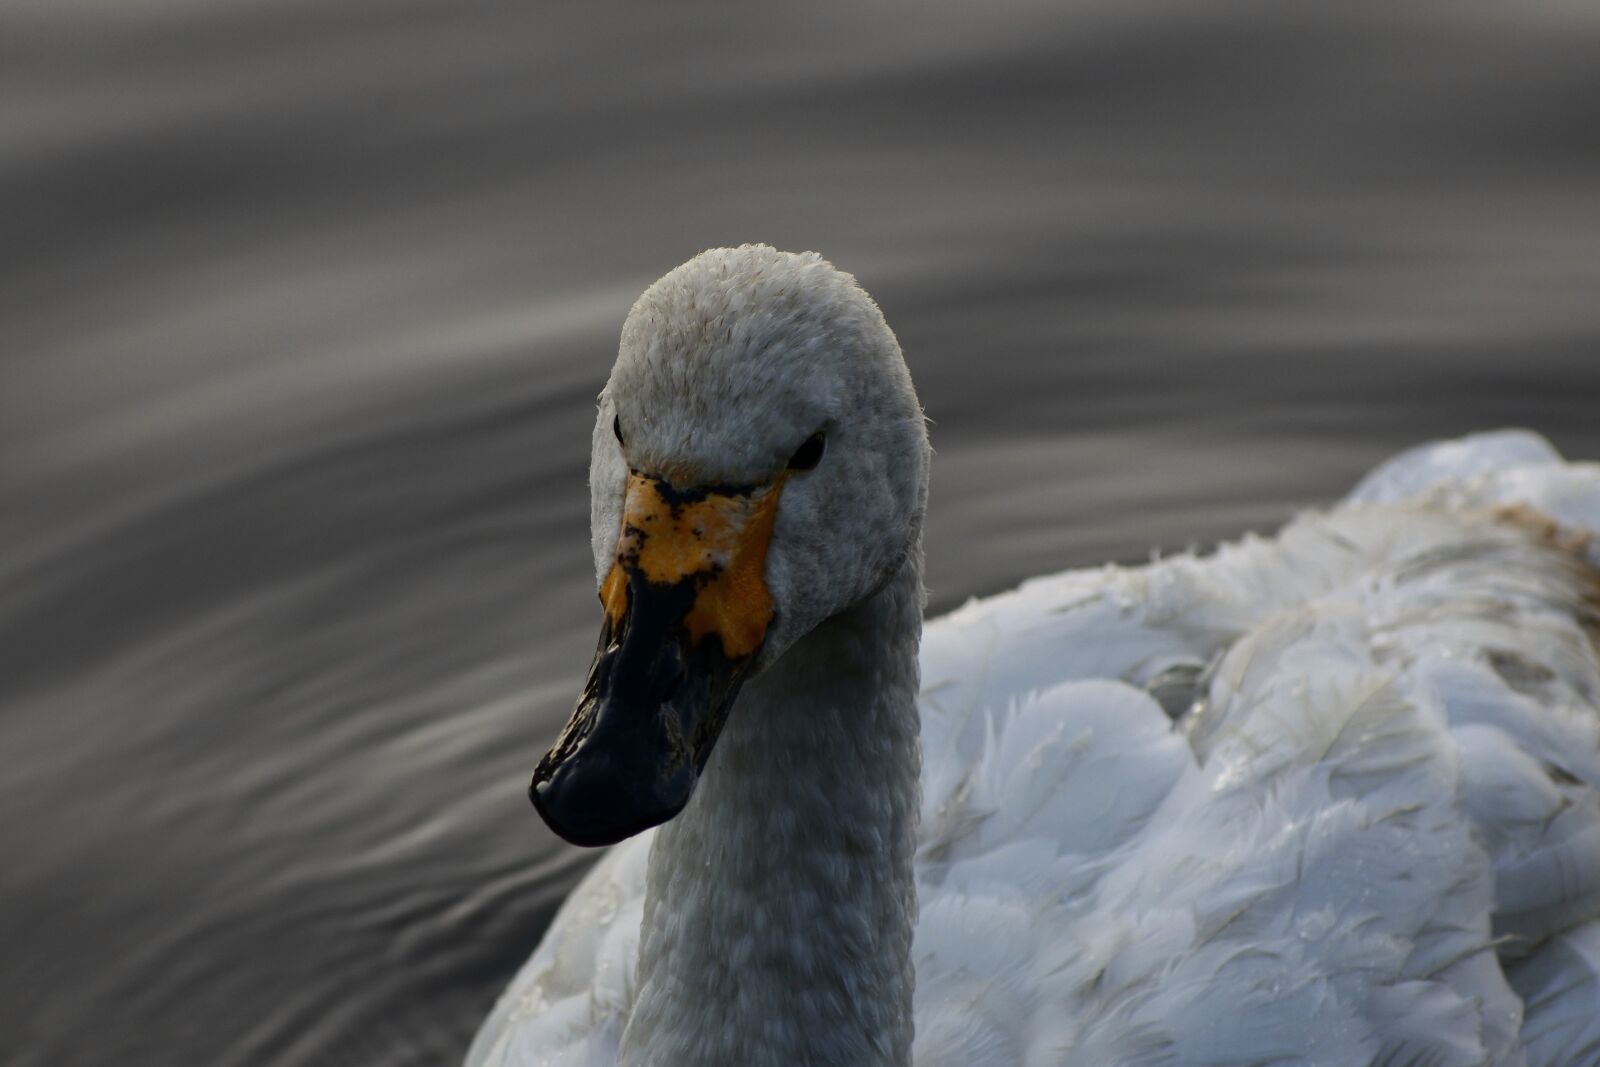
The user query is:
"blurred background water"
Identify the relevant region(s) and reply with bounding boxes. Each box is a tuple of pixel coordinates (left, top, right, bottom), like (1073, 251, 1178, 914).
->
(3, 1, 1600, 1064)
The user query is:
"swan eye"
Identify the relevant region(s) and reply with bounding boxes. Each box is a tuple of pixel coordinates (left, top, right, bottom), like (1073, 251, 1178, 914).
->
(613, 414, 625, 447)
(787, 431, 826, 472)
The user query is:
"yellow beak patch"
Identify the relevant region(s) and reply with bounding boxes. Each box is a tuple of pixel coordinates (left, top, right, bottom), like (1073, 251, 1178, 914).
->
(600, 472, 785, 660)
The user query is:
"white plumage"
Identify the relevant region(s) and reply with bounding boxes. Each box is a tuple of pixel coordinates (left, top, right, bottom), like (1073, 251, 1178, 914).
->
(467, 249, 1600, 1066)
(473, 428, 1600, 1067)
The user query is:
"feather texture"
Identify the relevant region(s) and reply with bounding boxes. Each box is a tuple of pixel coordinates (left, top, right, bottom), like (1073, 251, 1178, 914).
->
(469, 434, 1600, 1066)
(467, 435, 1600, 1067)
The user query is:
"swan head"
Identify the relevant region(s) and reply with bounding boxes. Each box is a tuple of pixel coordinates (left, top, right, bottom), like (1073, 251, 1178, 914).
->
(530, 245, 929, 847)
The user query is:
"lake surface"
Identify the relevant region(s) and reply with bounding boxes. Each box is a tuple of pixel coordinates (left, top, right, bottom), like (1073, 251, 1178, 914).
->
(4, 2, 1599, 1064)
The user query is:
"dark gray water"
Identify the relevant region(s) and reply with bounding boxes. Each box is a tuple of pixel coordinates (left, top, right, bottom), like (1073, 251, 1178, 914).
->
(4, 2, 1600, 1064)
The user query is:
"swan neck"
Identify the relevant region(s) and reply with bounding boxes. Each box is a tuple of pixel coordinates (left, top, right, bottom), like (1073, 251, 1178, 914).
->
(621, 551, 924, 1067)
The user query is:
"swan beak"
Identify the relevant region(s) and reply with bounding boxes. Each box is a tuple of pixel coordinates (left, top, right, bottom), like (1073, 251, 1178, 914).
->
(529, 471, 784, 847)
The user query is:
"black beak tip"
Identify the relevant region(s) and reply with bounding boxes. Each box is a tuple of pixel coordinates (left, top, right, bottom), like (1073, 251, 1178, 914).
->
(528, 752, 695, 849)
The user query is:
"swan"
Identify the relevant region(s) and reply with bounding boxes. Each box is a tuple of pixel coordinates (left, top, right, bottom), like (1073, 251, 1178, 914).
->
(467, 245, 1600, 1067)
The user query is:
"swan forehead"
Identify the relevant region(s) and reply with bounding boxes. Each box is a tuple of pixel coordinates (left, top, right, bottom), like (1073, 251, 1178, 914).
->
(607, 245, 899, 484)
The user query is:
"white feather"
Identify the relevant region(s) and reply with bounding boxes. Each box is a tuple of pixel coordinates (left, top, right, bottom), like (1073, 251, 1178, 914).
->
(465, 248, 1600, 1067)
(471, 429, 1600, 1066)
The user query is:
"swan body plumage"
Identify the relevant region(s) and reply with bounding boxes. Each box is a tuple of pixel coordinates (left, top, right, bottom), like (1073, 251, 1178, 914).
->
(468, 246, 1600, 1067)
